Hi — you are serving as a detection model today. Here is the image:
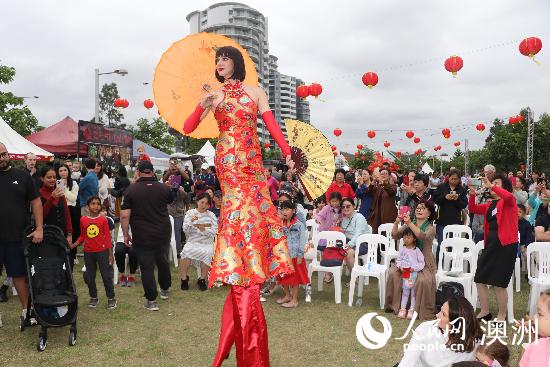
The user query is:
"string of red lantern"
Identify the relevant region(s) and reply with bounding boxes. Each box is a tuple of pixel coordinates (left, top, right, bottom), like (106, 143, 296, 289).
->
(144, 99, 154, 109)
(519, 37, 543, 63)
(444, 55, 464, 77)
(362, 72, 379, 89)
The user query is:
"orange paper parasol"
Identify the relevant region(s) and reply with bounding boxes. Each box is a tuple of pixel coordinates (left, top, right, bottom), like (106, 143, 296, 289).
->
(153, 33, 258, 139)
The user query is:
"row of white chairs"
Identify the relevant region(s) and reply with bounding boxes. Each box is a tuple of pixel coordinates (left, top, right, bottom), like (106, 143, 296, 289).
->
(305, 221, 550, 318)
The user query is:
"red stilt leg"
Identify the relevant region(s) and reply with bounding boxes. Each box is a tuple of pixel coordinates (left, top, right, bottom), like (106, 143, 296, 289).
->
(212, 289, 235, 367)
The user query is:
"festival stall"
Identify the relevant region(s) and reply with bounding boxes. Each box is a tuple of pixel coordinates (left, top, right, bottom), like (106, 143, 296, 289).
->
(1, 117, 54, 160)
(26, 116, 88, 156)
(78, 120, 133, 166)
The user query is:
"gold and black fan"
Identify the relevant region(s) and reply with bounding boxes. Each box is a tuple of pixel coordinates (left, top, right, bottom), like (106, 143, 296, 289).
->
(284, 119, 335, 201)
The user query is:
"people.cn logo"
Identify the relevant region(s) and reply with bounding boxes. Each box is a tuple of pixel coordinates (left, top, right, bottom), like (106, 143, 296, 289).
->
(355, 312, 392, 349)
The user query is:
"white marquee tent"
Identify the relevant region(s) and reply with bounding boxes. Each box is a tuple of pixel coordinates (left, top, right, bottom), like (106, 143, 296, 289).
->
(1, 118, 53, 160)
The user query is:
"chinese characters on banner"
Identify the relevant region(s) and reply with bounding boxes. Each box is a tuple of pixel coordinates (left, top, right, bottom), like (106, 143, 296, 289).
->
(78, 120, 133, 165)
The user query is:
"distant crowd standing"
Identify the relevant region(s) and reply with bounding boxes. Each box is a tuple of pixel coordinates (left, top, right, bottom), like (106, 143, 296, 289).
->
(1, 142, 550, 366)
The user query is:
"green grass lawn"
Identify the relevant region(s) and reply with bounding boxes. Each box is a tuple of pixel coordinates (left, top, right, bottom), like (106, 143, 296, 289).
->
(0, 265, 529, 366)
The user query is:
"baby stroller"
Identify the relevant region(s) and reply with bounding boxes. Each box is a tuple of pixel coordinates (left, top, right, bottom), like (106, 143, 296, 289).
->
(21, 225, 78, 351)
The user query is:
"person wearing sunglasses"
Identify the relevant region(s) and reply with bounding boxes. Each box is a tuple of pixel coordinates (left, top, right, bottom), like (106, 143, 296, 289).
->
(386, 199, 437, 321)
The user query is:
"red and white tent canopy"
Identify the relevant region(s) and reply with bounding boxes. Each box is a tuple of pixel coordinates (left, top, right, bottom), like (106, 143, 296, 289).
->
(0, 118, 53, 161)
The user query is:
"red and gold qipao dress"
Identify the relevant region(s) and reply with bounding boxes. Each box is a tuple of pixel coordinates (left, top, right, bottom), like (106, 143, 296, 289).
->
(208, 80, 294, 287)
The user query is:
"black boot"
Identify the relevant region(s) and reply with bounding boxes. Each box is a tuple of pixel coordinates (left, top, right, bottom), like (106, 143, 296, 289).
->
(197, 278, 207, 291)
(0, 284, 8, 302)
(180, 277, 189, 291)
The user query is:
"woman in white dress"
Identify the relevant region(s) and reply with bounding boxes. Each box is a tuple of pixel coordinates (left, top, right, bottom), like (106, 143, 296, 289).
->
(180, 193, 218, 291)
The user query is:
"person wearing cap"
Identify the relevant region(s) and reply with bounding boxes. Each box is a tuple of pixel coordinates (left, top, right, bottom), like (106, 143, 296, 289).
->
(120, 160, 174, 311)
(194, 163, 217, 197)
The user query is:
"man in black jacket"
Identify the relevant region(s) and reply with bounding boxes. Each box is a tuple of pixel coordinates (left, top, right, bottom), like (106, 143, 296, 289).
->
(120, 160, 174, 311)
(433, 169, 468, 267)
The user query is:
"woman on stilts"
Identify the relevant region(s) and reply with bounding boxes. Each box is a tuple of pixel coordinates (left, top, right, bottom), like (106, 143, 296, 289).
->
(183, 45, 294, 367)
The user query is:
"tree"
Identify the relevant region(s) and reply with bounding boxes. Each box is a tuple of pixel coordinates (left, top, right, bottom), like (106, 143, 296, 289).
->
(0, 64, 42, 136)
(129, 117, 176, 153)
(98, 83, 124, 127)
(349, 147, 375, 169)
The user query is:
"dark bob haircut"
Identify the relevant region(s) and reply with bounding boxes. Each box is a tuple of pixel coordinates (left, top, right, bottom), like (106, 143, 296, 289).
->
(491, 173, 513, 193)
(215, 46, 246, 83)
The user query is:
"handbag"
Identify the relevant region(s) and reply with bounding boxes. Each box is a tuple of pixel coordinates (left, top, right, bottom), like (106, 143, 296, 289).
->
(320, 246, 347, 267)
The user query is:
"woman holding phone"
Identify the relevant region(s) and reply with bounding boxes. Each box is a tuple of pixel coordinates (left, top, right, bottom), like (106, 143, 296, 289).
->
(468, 174, 518, 321)
(57, 164, 80, 269)
(365, 167, 398, 234)
(385, 199, 437, 320)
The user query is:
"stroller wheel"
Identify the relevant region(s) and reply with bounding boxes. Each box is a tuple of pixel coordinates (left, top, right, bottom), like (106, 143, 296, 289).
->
(37, 337, 47, 352)
(68, 330, 77, 346)
(19, 316, 26, 332)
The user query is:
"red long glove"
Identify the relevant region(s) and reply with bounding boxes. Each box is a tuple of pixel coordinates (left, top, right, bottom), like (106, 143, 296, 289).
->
(183, 104, 206, 134)
(262, 110, 291, 157)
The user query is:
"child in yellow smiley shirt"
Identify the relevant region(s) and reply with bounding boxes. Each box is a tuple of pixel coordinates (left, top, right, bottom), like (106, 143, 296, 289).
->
(71, 196, 116, 309)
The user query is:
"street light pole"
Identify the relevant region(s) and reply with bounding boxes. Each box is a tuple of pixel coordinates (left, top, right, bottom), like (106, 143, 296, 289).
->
(95, 68, 100, 124)
(94, 68, 128, 125)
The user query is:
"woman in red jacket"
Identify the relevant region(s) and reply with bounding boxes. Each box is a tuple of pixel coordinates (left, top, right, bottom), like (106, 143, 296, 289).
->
(468, 173, 518, 321)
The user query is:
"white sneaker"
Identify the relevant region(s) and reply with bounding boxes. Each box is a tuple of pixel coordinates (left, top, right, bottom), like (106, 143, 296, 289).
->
(305, 284, 312, 303)
(0, 312, 3, 328)
(260, 296, 267, 302)
(12, 286, 18, 296)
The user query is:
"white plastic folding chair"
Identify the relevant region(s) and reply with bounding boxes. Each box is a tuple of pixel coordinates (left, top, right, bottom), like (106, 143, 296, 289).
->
(377, 223, 398, 266)
(514, 231, 521, 293)
(348, 234, 389, 309)
(307, 231, 346, 304)
(526, 242, 550, 316)
(436, 238, 476, 306)
(304, 219, 319, 264)
(169, 216, 179, 268)
(442, 225, 474, 270)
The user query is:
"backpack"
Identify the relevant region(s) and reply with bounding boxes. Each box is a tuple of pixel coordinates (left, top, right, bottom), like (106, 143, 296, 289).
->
(435, 282, 465, 313)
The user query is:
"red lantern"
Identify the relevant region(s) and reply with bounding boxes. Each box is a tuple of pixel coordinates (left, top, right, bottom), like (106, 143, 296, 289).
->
(357, 144, 363, 150)
(144, 99, 154, 109)
(368, 130, 376, 139)
(433, 146, 438, 152)
(396, 151, 402, 158)
(296, 85, 309, 99)
(444, 55, 463, 77)
(354, 152, 360, 158)
(454, 141, 461, 147)
(519, 37, 542, 61)
(415, 149, 422, 156)
(509, 116, 519, 125)
(414, 137, 421, 144)
(333, 152, 338, 157)
(333, 128, 342, 137)
(442, 128, 451, 139)
(308, 83, 323, 97)
(361, 156, 366, 161)
(114, 98, 123, 108)
(517, 115, 525, 122)
(406, 130, 414, 139)
(331, 146, 337, 151)
(121, 99, 129, 108)
(383, 141, 391, 148)
(361, 72, 379, 89)
(476, 123, 485, 132)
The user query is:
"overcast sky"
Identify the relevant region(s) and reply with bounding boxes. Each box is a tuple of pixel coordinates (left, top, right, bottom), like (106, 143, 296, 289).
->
(3, 0, 549, 154)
